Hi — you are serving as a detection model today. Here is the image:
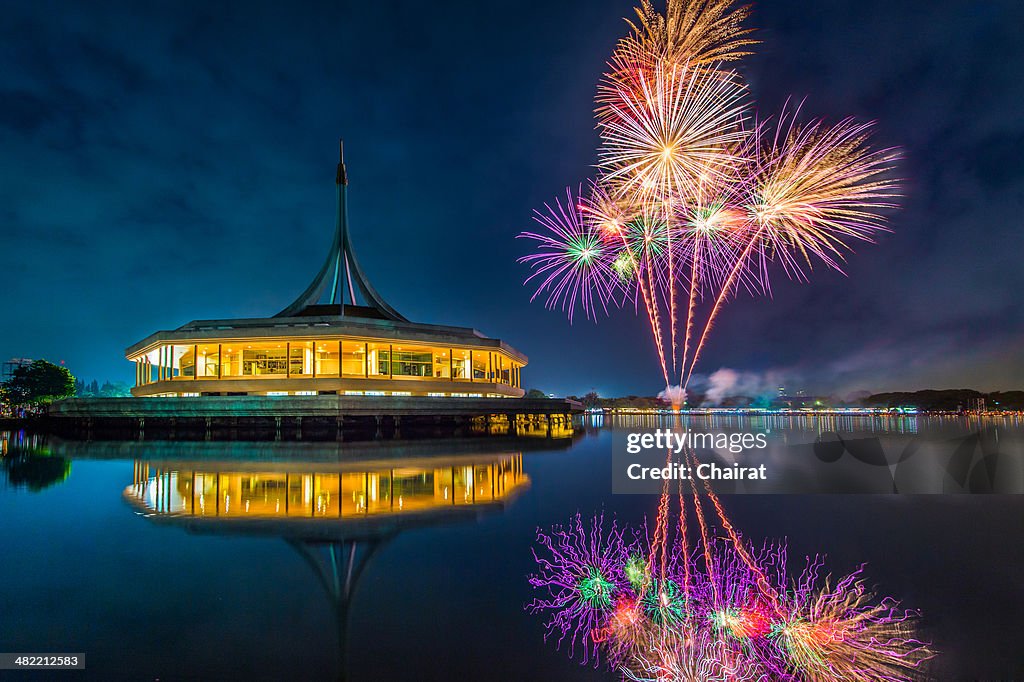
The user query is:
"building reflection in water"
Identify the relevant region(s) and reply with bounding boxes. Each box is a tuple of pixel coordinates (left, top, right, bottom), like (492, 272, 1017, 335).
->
(122, 451, 529, 681)
(125, 454, 526, 519)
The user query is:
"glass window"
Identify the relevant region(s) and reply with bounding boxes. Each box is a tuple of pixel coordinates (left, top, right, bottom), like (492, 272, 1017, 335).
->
(390, 344, 433, 378)
(176, 345, 196, 378)
(315, 341, 340, 377)
(241, 343, 288, 376)
(196, 344, 220, 378)
(367, 342, 390, 377)
(452, 349, 470, 381)
(471, 351, 487, 381)
(434, 348, 451, 380)
(221, 345, 243, 377)
(342, 341, 367, 377)
(290, 341, 313, 377)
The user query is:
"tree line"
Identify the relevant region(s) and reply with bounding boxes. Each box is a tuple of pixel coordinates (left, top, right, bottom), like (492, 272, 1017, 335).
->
(1, 360, 76, 417)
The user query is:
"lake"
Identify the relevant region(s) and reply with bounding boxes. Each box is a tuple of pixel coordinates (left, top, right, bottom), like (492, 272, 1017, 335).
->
(1, 414, 1022, 680)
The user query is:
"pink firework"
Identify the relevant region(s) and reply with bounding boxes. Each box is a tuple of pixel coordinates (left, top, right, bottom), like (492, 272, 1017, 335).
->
(517, 187, 618, 323)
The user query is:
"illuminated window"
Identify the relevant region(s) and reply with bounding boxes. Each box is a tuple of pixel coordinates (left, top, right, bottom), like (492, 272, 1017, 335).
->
(290, 341, 313, 377)
(196, 344, 220, 378)
(434, 348, 451, 379)
(241, 343, 287, 376)
(315, 341, 340, 376)
(174, 345, 195, 378)
(367, 343, 389, 377)
(342, 341, 367, 377)
(471, 351, 487, 381)
(390, 344, 432, 378)
(221, 345, 242, 377)
(452, 349, 471, 381)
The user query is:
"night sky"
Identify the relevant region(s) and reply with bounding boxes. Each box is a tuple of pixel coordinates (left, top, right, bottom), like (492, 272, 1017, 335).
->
(2, 0, 1022, 398)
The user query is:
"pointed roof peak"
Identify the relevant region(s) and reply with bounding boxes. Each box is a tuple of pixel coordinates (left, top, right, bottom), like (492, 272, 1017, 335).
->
(276, 141, 405, 322)
(336, 138, 348, 186)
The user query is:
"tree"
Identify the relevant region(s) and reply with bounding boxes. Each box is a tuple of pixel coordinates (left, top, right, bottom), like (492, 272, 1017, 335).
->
(582, 391, 600, 408)
(2, 360, 76, 409)
(525, 388, 547, 399)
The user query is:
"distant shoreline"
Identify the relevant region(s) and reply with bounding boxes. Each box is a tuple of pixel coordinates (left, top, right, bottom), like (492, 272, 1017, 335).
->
(590, 407, 1022, 417)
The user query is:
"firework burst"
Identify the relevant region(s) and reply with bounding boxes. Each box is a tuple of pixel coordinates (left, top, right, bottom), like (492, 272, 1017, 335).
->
(517, 187, 617, 322)
(627, 0, 759, 68)
(527, 512, 629, 664)
(520, 0, 898, 399)
(769, 560, 934, 681)
(597, 57, 749, 205)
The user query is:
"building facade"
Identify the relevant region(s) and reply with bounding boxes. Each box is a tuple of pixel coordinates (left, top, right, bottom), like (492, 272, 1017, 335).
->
(127, 143, 526, 398)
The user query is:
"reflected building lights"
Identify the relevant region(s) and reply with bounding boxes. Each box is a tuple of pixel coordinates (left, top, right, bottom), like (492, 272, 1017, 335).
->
(125, 454, 528, 521)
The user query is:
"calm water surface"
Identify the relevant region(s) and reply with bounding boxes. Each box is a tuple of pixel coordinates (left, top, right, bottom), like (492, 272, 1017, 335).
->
(1, 415, 1022, 680)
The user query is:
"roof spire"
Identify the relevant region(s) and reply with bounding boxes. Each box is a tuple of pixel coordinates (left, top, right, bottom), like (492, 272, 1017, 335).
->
(336, 139, 347, 186)
(275, 139, 406, 322)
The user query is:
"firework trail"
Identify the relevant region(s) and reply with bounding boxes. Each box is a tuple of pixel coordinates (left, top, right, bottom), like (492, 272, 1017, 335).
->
(682, 110, 900, 388)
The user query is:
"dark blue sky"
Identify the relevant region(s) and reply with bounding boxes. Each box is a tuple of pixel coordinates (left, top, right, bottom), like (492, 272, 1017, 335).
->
(2, 0, 1022, 397)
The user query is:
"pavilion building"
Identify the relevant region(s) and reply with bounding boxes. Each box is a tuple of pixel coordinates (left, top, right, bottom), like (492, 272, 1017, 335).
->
(126, 143, 526, 399)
